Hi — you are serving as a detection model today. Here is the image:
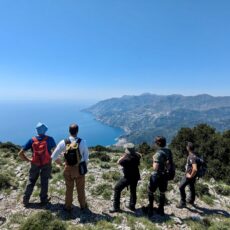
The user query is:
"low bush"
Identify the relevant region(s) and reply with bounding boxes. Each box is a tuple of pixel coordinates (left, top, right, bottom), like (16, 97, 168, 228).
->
(0, 172, 18, 190)
(19, 211, 66, 230)
(196, 183, 210, 197)
(208, 218, 230, 230)
(100, 162, 111, 169)
(52, 164, 61, 174)
(91, 183, 112, 200)
(102, 171, 121, 181)
(214, 185, 230, 196)
(90, 152, 111, 162)
(87, 175, 95, 183)
(201, 195, 215, 206)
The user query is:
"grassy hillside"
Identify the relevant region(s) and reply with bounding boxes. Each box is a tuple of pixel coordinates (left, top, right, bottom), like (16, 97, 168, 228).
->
(0, 142, 230, 230)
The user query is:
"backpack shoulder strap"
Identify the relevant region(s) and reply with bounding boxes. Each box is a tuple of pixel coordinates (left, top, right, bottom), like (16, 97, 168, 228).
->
(32, 137, 38, 142)
(43, 136, 49, 141)
(64, 138, 71, 145)
(77, 138, 82, 144)
(157, 149, 168, 160)
(76, 138, 82, 160)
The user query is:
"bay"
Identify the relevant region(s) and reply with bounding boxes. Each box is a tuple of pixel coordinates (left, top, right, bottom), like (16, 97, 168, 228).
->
(0, 101, 123, 147)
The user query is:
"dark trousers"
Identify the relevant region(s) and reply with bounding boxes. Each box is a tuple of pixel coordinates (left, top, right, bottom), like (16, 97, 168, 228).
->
(179, 176, 196, 203)
(148, 173, 168, 209)
(23, 163, 51, 202)
(113, 177, 138, 209)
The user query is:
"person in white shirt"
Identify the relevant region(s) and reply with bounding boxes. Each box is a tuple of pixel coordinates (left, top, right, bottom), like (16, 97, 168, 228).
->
(51, 123, 89, 212)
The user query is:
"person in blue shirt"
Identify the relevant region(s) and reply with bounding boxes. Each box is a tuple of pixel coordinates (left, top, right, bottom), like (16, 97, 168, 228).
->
(18, 122, 56, 207)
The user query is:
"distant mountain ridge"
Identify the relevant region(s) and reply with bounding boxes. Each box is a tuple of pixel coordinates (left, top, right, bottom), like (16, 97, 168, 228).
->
(85, 94, 230, 144)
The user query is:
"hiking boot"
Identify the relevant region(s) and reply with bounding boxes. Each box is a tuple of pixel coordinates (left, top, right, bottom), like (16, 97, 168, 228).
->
(80, 202, 88, 210)
(40, 197, 51, 206)
(63, 206, 73, 213)
(109, 207, 121, 213)
(176, 201, 186, 209)
(141, 206, 148, 214)
(186, 199, 195, 205)
(22, 199, 29, 207)
(156, 207, 165, 216)
(125, 204, 136, 211)
(142, 205, 153, 217)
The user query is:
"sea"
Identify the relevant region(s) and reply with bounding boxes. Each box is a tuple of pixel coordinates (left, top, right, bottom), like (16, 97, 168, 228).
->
(0, 101, 124, 147)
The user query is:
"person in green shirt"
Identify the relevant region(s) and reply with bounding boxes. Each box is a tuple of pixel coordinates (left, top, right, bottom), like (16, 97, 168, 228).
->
(143, 136, 173, 216)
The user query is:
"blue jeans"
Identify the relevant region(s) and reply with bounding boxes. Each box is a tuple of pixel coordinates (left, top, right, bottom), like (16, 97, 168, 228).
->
(23, 163, 51, 202)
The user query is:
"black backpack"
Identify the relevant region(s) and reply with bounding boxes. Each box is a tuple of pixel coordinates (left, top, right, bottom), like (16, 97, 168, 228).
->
(196, 156, 207, 178)
(159, 148, 176, 181)
(64, 138, 81, 166)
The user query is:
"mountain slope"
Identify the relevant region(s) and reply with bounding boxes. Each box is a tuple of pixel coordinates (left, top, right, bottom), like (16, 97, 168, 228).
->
(85, 94, 230, 143)
(0, 142, 230, 230)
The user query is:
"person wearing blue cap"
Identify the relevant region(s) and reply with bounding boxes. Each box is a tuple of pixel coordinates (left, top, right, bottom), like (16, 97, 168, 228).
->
(18, 122, 56, 207)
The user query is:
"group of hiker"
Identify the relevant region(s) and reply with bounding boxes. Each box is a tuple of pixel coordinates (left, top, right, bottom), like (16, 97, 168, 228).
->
(110, 136, 200, 216)
(18, 122, 89, 212)
(18, 122, 201, 216)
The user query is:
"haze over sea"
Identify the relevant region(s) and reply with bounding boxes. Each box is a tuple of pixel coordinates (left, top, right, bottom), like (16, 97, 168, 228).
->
(0, 101, 123, 147)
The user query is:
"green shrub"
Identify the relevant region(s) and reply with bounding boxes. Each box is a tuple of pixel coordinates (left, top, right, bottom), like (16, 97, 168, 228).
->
(100, 162, 111, 169)
(94, 221, 116, 230)
(87, 175, 95, 183)
(111, 171, 121, 181)
(100, 154, 111, 162)
(19, 211, 66, 230)
(0, 142, 20, 153)
(92, 183, 112, 200)
(184, 219, 207, 230)
(52, 164, 61, 174)
(91, 145, 108, 152)
(196, 183, 210, 197)
(90, 152, 111, 162)
(208, 217, 230, 230)
(201, 195, 215, 206)
(214, 185, 230, 196)
(137, 181, 148, 200)
(102, 171, 121, 181)
(0, 172, 18, 190)
(8, 213, 26, 226)
(170, 124, 230, 184)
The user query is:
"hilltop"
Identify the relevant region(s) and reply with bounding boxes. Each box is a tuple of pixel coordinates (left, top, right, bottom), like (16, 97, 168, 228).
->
(85, 94, 230, 144)
(0, 142, 230, 230)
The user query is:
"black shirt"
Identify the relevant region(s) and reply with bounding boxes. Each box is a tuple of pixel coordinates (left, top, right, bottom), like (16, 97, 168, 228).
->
(119, 153, 141, 181)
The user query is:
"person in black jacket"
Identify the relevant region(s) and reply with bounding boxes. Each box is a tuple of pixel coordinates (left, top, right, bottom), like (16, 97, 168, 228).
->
(109, 143, 141, 213)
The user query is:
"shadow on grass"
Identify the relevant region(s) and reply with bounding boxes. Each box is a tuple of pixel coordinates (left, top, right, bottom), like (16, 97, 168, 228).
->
(185, 204, 230, 218)
(25, 201, 114, 224)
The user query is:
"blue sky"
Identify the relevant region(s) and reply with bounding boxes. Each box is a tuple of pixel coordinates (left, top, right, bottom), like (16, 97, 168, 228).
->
(0, 0, 229, 102)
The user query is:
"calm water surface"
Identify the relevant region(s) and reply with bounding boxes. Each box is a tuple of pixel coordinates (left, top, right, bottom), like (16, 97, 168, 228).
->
(0, 101, 123, 147)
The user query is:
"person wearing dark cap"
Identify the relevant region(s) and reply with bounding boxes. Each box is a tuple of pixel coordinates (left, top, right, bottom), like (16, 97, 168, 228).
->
(109, 143, 141, 213)
(143, 136, 173, 216)
(18, 122, 56, 207)
(177, 142, 198, 208)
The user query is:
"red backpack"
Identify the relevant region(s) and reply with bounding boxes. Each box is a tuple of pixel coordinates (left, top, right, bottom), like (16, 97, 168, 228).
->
(31, 136, 51, 166)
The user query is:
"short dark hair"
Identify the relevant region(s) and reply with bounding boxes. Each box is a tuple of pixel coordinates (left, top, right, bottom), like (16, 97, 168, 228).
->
(186, 142, 194, 151)
(155, 136, 166, 147)
(69, 123, 79, 136)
